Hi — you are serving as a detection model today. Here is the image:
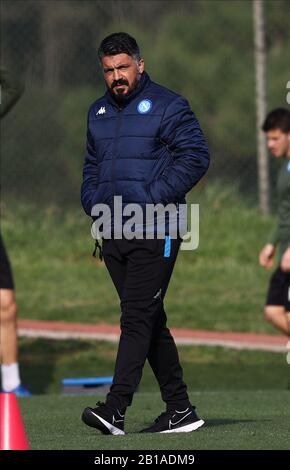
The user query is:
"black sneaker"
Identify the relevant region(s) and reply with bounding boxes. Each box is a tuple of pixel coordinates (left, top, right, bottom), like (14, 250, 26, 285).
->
(140, 405, 204, 433)
(81, 401, 126, 436)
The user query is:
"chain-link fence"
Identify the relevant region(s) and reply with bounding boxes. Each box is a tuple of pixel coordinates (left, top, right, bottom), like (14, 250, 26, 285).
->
(1, 0, 290, 210)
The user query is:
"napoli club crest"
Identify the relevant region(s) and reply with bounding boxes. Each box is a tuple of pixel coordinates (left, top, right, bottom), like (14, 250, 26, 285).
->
(137, 99, 152, 114)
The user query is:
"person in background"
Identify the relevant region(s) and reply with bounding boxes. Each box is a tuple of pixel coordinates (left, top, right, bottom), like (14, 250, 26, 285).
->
(259, 108, 290, 336)
(0, 66, 31, 396)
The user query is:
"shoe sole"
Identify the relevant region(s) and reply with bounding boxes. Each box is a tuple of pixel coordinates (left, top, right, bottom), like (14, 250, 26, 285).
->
(160, 419, 205, 433)
(82, 408, 125, 436)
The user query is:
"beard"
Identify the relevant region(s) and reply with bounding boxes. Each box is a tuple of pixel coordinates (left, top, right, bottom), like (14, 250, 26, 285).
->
(109, 75, 141, 104)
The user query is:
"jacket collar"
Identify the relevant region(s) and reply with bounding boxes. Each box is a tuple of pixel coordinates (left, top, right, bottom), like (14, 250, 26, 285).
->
(105, 71, 150, 109)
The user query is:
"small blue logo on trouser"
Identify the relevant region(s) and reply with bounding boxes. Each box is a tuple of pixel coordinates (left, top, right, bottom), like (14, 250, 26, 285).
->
(164, 236, 171, 257)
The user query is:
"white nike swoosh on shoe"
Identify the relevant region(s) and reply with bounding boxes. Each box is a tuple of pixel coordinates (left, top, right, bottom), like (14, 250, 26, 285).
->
(90, 410, 125, 435)
(170, 411, 192, 427)
(113, 415, 124, 424)
(162, 419, 205, 434)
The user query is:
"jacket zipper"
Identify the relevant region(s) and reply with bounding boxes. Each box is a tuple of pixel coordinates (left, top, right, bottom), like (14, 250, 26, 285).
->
(111, 108, 122, 201)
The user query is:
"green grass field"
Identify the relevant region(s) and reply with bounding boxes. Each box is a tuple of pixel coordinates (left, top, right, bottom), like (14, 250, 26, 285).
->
(15, 339, 290, 449)
(2, 184, 280, 333)
(19, 391, 290, 450)
(3, 185, 290, 450)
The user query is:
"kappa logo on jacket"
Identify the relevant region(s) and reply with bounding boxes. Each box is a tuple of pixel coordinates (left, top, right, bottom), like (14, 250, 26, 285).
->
(96, 106, 106, 115)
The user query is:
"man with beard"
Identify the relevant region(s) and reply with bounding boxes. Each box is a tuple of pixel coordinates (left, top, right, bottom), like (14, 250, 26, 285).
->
(81, 32, 209, 435)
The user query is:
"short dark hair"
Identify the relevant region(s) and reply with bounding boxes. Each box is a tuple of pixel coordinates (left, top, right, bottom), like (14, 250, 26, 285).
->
(98, 32, 141, 61)
(262, 107, 290, 133)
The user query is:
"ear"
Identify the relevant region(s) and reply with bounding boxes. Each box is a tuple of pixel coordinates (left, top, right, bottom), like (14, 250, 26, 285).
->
(137, 59, 145, 74)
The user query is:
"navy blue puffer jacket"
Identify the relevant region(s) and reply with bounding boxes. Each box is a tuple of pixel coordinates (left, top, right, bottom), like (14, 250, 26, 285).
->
(81, 72, 210, 228)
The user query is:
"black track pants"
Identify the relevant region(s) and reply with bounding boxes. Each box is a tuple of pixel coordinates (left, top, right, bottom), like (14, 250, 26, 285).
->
(102, 237, 191, 411)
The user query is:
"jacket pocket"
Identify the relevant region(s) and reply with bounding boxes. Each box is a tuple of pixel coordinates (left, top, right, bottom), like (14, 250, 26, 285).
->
(143, 151, 174, 204)
(147, 148, 174, 184)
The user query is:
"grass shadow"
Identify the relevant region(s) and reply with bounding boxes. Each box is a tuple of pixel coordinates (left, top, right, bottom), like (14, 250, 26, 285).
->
(205, 418, 271, 427)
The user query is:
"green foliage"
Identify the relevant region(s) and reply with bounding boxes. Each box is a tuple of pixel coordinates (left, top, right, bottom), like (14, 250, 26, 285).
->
(1, 86, 99, 205)
(2, 0, 290, 204)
